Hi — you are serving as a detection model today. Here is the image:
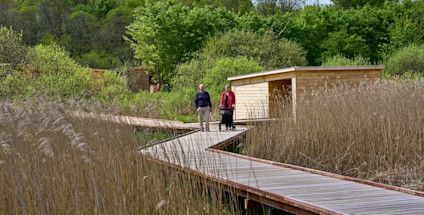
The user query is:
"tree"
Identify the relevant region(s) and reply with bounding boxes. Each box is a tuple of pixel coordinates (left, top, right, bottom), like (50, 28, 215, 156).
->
(62, 11, 98, 56)
(126, 0, 237, 82)
(331, 0, 386, 9)
(98, 7, 133, 64)
(88, 0, 119, 18)
(321, 29, 370, 60)
(256, 0, 301, 16)
(381, 0, 424, 54)
(201, 30, 307, 69)
(0, 4, 19, 28)
(180, 0, 254, 14)
(38, 0, 70, 37)
(0, 25, 28, 65)
(15, 6, 40, 45)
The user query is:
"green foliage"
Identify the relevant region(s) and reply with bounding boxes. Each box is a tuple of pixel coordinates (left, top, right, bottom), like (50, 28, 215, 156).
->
(256, 0, 301, 16)
(39, 33, 59, 46)
(98, 71, 129, 103)
(76, 50, 120, 69)
(183, 0, 254, 14)
(385, 44, 424, 76)
(0, 67, 30, 98)
(321, 54, 371, 66)
(15, 6, 40, 45)
(89, 0, 119, 18)
(287, 6, 340, 65)
(172, 53, 216, 93)
(203, 56, 264, 97)
(98, 7, 133, 63)
(27, 44, 95, 99)
(2, 0, 424, 72)
(287, 4, 389, 64)
(27, 44, 81, 75)
(331, 0, 386, 9)
(62, 11, 98, 55)
(126, 0, 237, 82)
(202, 30, 307, 69)
(0, 26, 27, 65)
(321, 29, 370, 60)
(381, 1, 424, 54)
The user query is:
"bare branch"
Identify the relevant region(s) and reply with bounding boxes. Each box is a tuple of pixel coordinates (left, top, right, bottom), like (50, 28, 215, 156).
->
(277, 16, 293, 36)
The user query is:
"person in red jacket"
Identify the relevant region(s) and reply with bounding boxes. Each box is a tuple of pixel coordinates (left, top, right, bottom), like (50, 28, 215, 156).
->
(219, 85, 235, 130)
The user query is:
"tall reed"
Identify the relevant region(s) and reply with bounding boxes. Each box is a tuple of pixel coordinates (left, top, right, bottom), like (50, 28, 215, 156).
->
(245, 79, 424, 191)
(0, 100, 240, 214)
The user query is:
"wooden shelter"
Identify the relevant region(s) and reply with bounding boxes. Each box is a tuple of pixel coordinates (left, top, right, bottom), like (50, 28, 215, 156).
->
(227, 66, 384, 120)
(125, 67, 150, 92)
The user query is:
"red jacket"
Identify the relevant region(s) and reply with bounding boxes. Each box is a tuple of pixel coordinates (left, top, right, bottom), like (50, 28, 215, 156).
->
(220, 91, 235, 110)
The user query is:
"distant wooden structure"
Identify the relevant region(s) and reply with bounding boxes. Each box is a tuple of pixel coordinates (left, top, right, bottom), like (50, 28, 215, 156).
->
(92, 69, 107, 80)
(125, 67, 150, 92)
(92, 67, 151, 92)
(227, 66, 384, 120)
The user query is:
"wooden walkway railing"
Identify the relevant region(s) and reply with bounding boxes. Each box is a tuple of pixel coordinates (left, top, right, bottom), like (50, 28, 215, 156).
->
(76, 112, 424, 214)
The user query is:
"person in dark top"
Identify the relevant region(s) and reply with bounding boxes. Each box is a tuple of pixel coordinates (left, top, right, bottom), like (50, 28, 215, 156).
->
(195, 84, 212, 132)
(219, 85, 235, 130)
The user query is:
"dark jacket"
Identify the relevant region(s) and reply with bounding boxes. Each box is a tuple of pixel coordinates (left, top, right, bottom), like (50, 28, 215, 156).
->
(195, 91, 212, 108)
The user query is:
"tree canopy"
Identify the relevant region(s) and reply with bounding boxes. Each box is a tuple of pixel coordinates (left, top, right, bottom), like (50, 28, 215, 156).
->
(0, 0, 423, 77)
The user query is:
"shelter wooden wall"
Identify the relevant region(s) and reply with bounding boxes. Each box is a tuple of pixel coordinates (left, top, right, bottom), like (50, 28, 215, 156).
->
(295, 69, 381, 97)
(232, 82, 269, 120)
(126, 68, 150, 92)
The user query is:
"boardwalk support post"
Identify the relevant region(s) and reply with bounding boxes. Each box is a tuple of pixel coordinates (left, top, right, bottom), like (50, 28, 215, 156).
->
(244, 199, 262, 209)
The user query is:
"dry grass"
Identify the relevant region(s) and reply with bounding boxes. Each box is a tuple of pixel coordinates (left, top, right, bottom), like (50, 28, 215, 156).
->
(245, 79, 424, 191)
(0, 100, 240, 214)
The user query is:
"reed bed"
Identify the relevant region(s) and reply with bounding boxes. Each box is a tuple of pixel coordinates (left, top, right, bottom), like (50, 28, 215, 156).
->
(0, 100, 240, 214)
(245, 79, 424, 191)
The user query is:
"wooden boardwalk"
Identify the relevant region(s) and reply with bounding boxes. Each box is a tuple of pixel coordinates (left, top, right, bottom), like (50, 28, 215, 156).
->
(76, 113, 424, 214)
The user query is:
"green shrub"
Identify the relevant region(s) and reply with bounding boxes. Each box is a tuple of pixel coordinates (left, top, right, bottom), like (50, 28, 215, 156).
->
(27, 44, 95, 99)
(172, 55, 216, 94)
(0, 67, 30, 98)
(321, 54, 371, 67)
(386, 44, 424, 76)
(27, 44, 81, 75)
(0, 26, 28, 66)
(204, 56, 264, 97)
(98, 70, 129, 103)
(76, 50, 120, 69)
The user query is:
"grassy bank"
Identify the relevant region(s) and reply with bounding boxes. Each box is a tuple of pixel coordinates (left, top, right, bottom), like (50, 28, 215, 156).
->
(0, 100, 240, 214)
(244, 79, 424, 192)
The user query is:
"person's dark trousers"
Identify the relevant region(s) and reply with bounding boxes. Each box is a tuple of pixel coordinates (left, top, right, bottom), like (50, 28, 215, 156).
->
(224, 110, 233, 128)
